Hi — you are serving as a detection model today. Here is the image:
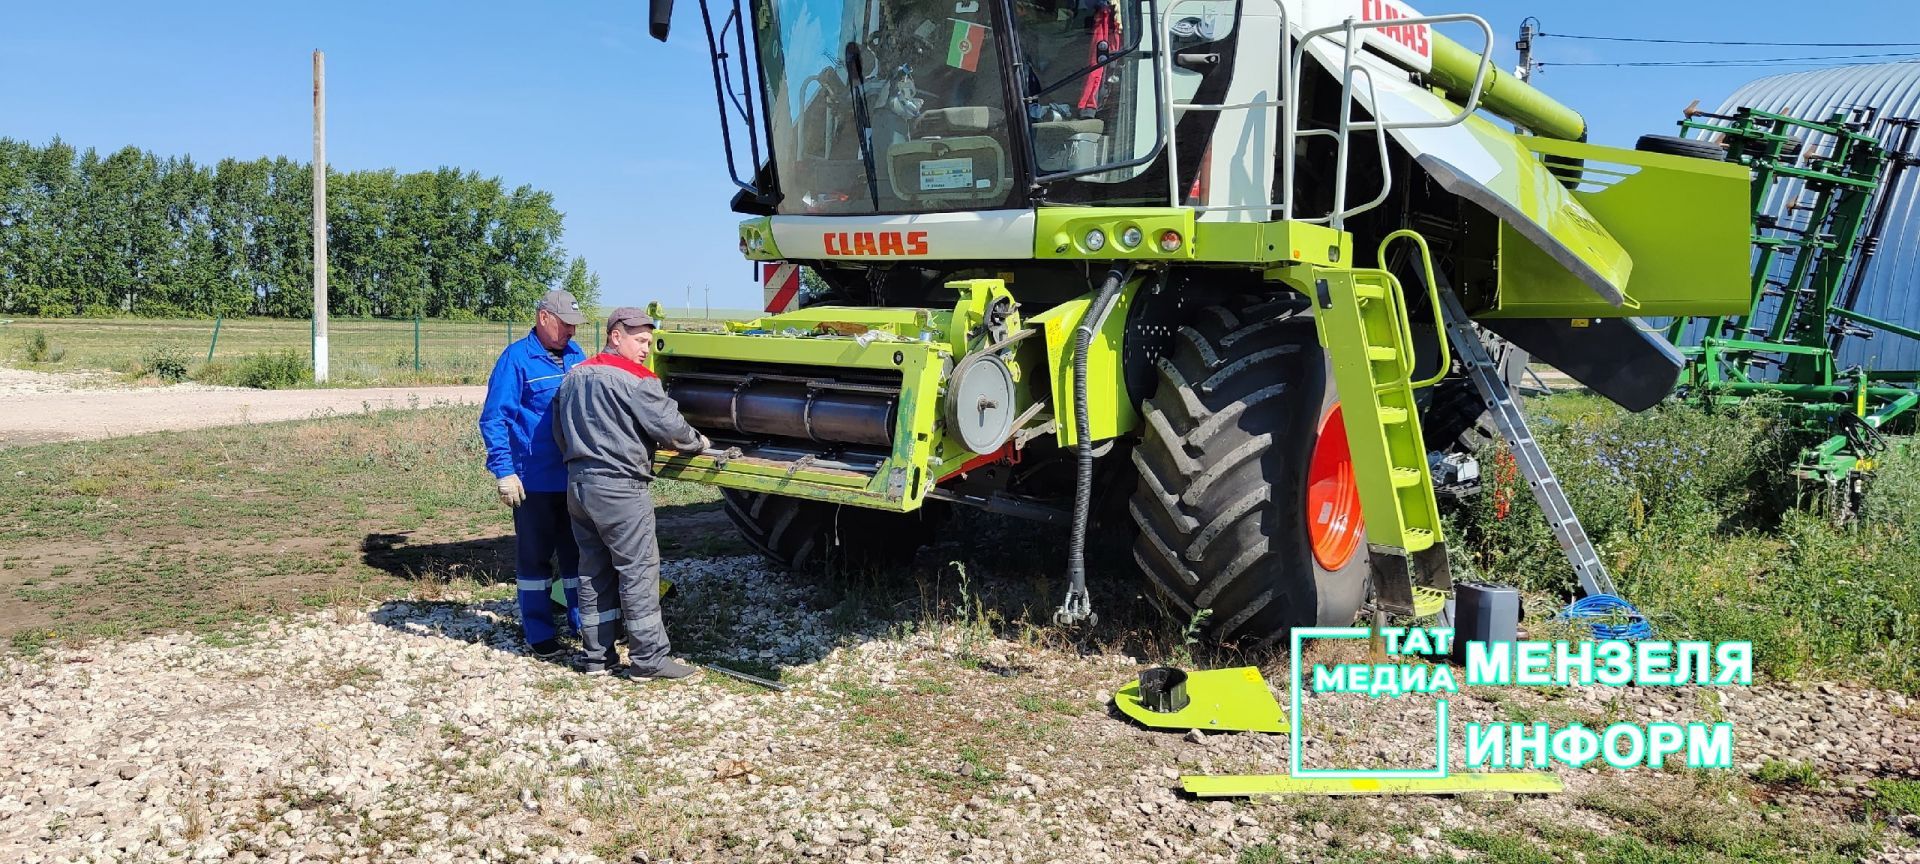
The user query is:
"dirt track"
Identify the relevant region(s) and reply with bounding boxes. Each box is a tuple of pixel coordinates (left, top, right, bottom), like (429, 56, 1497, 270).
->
(0, 366, 483, 447)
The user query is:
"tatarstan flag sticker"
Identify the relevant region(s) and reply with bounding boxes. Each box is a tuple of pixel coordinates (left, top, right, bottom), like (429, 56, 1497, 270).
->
(947, 19, 986, 71)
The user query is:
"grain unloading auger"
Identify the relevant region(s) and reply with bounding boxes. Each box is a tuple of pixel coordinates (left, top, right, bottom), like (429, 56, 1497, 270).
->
(641, 0, 1753, 643)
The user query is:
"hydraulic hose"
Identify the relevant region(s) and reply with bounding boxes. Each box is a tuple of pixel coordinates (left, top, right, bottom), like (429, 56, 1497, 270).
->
(1058, 263, 1135, 626)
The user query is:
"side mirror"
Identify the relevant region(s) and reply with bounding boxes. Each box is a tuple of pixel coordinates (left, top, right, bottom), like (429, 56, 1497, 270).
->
(650, 0, 674, 40)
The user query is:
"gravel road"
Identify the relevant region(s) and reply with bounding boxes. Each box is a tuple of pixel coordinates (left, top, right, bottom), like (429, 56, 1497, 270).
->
(0, 366, 482, 447)
(4, 554, 1915, 864)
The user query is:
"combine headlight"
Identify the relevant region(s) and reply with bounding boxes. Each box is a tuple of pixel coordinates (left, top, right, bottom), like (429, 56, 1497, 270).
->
(1158, 230, 1184, 253)
(1084, 228, 1107, 252)
(1119, 226, 1143, 249)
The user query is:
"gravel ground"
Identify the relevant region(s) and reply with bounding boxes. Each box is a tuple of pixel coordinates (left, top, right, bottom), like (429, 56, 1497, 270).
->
(0, 365, 482, 447)
(4, 555, 1916, 863)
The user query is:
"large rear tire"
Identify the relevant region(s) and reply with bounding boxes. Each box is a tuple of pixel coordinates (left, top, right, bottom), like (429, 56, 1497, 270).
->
(720, 490, 944, 573)
(1129, 296, 1370, 644)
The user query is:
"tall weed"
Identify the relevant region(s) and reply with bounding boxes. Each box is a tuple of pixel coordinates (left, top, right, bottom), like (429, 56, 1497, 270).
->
(1448, 395, 1920, 690)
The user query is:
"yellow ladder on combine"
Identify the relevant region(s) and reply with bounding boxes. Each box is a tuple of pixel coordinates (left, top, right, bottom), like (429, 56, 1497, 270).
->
(1287, 231, 1453, 618)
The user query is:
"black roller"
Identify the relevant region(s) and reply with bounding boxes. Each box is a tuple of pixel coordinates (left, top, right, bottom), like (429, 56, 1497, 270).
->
(1138, 666, 1190, 713)
(671, 379, 896, 446)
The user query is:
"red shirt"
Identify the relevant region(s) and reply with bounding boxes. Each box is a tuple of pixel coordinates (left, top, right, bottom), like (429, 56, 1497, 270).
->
(577, 352, 658, 379)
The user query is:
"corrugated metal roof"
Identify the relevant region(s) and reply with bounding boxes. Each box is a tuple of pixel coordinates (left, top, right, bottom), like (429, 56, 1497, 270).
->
(1704, 62, 1920, 372)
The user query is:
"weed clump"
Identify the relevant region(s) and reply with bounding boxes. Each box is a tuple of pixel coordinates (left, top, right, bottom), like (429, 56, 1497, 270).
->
(141, 346, 192, 383)
(201, 350, 311, 389)
(22, 329, 62, 364)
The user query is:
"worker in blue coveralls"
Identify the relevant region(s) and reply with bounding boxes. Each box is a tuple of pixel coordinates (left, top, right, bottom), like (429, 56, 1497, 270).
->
(480, 289, 589, 659)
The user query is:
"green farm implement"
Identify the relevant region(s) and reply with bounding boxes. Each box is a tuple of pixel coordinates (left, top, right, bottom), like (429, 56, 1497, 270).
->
(639, 0, 1752, 642)
(1662, 105, 1920, 507)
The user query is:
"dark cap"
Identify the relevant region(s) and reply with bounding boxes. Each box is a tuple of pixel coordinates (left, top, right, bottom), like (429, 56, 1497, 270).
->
(536, 289, 588, 325)
(606, 306, 655, 333)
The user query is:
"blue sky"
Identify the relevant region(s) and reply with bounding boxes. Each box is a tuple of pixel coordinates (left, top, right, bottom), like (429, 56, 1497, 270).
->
(1, 0, 1907, 312)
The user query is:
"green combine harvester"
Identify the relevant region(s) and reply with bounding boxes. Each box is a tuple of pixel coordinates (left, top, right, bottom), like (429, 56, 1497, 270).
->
(1660, 106, 1920, 513)
(638, 0, 1753, 642)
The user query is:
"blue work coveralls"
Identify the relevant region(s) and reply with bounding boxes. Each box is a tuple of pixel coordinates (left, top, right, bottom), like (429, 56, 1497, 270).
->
(480, 331, 587, 646)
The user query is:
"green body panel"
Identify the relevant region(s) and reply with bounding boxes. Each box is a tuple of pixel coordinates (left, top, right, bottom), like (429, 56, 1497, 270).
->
(651, 323, 946, 511)
(1430, 33, 1585, 142)
(1033, 208, 1351, 268)
(1026, 278, 1143, 445)
(650, 279, 1046, 510)
(1447, 114, 1637, 306)
(1482, 138, 1751, 319)
(738, 217, 781, 261)
(1192, 220, 1352, 267)
(1034, 207, 1196, 260)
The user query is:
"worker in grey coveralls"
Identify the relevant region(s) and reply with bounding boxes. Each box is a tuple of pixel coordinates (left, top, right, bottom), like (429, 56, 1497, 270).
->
(551, 307, 709, 679)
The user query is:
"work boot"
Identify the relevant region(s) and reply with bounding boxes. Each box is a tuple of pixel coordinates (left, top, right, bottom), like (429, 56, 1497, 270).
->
(578, 659, 619, 677)
(620, 658, 700, 681)
(528, 639, 567, 660)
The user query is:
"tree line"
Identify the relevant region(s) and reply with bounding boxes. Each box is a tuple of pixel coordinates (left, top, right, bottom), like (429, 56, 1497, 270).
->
(0, 137, 600, 320)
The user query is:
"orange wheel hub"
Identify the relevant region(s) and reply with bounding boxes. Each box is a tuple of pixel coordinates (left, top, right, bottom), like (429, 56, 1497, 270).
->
(1307, 404, 1363, 571)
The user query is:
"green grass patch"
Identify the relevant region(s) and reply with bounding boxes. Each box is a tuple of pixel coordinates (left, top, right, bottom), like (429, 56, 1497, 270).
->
(1236, 845, 1284, 864)
(1449, 394, 1920, 692)
(1444, 828, 1556, 864)
(1868, 779, 1920, 817)
(1753, 759, 1821, 788)
(0, 404, 735, 654)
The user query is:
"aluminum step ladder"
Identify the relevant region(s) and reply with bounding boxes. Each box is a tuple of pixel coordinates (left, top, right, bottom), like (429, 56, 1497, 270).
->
(1437, 289, 1618, 599)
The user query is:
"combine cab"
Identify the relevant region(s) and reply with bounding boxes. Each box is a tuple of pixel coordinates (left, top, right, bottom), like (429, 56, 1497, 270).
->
(642, 0, 1752, 642)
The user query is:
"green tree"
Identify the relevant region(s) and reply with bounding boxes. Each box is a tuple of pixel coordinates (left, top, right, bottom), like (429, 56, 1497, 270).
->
(0, 137, 584, 320)
(561, 256, 601, 311)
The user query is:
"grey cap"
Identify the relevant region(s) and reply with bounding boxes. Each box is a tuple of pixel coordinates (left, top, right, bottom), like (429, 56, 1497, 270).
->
(606, 306, 655, 333)
(537, 289, 588, 325)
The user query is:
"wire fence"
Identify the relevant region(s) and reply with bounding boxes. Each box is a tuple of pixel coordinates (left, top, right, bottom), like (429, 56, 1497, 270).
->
(0, 315, 662, 387)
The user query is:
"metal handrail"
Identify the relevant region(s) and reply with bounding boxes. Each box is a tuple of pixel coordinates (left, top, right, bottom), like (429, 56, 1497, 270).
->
(1379, 229, 1450, 388)
(1282, 13, 1496, 225)
(1159, 0, 1289, 213)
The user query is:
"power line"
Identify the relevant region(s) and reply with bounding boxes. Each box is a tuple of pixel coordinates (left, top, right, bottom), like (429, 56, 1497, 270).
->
(1542, 52, 1920, 68)
(1539, 32, 1920, 48)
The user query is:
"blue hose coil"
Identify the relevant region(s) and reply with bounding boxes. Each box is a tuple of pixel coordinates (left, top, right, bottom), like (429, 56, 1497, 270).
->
(1556, 594, 1654, 641)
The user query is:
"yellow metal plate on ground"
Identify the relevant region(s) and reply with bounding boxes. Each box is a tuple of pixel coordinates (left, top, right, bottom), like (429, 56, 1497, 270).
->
(1112, 667, 1289, 734)
(1182, 772, 1564, 798)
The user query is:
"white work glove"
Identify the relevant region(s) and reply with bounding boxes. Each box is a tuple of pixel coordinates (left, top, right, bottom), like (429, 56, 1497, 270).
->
(697, 434, 712, 453)
(497, 474, 526, 508)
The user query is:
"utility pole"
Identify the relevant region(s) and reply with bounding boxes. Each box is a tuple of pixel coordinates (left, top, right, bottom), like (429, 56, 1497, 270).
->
(311, 49, 330, 383)
(1516, 17, 1539, 83)
(686, 284, 692, 318)
(704, 285, 711, 320)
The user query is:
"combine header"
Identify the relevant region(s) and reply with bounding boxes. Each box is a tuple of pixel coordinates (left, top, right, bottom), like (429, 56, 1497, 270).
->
(640, 0, 1753, 642)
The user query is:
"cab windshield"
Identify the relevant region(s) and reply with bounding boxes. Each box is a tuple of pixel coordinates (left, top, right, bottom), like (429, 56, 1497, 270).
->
(753, 0, 1020, 215)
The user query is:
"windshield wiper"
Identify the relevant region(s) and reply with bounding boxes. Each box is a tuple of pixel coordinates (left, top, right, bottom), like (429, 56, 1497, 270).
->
(843, 41, 882, 210)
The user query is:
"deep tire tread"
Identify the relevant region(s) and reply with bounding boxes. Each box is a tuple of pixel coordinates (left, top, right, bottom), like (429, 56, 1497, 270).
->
(1128, 295, 1367, 642)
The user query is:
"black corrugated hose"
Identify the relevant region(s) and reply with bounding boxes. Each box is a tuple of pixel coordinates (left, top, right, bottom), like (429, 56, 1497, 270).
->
(1058, 263, 1136, 627)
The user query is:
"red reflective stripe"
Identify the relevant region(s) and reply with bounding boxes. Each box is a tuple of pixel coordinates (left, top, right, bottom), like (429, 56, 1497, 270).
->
(578, 352, 657, 379)
(764, 262, 800, 312)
